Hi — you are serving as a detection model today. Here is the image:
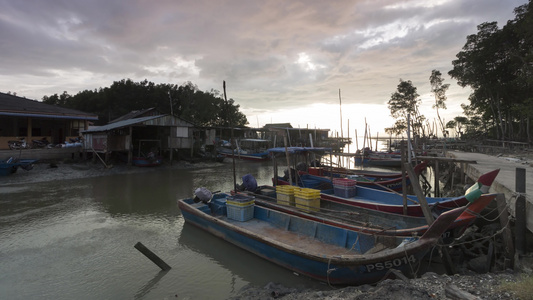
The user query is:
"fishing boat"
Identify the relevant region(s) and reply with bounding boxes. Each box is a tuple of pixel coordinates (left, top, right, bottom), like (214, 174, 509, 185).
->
(320, 161, 427, 180)
(354, 148, 403, 167)
(0, 157, 37, 176)
(132, 155, 162, 167)
(178, 192, 466, 285)
(245, 185, 497, 238)
(217, 139, 271, 161)
(276, 172, 410, 192)
(132, 140, 162, 167)
(318, 169, 500, 217)
(274, 161, 427, 192)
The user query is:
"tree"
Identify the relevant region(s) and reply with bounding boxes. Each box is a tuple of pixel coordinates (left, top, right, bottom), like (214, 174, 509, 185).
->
(446, 116, 469, 138)
(448, 1, 533, 142)
(386, 79, 425, 137)
(429, 70, 449, 136)
(42, 79, 248, 127)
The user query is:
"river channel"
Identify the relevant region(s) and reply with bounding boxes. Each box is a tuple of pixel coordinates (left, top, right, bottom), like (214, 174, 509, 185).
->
(2, 160, 354, 299)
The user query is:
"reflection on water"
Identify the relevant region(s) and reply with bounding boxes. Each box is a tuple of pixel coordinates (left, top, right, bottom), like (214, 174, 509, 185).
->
(0, 161, 326, 299)
(0, 159, 406, 299)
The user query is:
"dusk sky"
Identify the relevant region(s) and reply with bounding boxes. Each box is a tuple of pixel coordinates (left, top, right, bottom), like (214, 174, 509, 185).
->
(0, 0, 527, 136)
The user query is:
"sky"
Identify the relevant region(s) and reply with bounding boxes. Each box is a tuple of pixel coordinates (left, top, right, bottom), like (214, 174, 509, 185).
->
(0, 0, 528, 137)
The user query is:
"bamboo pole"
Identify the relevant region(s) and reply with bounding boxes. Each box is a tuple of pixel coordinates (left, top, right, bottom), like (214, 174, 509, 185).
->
(405, 162, 455, 275)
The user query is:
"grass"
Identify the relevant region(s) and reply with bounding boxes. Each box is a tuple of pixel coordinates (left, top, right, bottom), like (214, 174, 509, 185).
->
(498, 273, 533, 299)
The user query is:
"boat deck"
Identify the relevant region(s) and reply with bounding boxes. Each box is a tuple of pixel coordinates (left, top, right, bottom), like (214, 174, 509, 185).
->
(223, 216, 372, 256)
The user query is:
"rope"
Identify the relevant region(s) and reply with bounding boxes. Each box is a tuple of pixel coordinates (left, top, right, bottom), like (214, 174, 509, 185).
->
(326, 234, 360, 288)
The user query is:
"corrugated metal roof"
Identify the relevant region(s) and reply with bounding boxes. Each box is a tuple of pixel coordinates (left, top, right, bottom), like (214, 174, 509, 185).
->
(0, 111, 98, 120)
(83, 115, 163, 133)
(0, 92, 99, 120)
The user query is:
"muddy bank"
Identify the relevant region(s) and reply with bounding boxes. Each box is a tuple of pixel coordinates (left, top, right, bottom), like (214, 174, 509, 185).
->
(230, 271, 523, 299)
(0, 160, 220, 186)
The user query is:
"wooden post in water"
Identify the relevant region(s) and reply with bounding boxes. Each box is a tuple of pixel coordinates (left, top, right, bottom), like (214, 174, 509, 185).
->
(134, 242, 171, 271)
(515, 168, 526, 255)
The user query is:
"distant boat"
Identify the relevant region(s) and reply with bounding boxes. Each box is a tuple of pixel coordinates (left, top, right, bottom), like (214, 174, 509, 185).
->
(178, 192, 466, 285)
(132, 155, 162, 167)
(217, 138, 271, 161)
(132, 140, 162, 167)
(354, 148, 402, 167)
(274, 161, 428, 192)
(0, 157, 37, 176)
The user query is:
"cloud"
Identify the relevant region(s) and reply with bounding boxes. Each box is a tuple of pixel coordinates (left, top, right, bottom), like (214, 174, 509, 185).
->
(0, 0, 527, 132)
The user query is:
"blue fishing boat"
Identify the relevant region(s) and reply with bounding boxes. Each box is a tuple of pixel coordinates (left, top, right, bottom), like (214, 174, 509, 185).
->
(132, 155, 162, 167)
(354, 148, 402, 167)
(247, 186, 497, 238)
(275, 161, 427, 192)
(0, 157, 37, 176)
(319, 169, 500, 217)
(217, 139, 271, 161)
(178, 193, 466, 285)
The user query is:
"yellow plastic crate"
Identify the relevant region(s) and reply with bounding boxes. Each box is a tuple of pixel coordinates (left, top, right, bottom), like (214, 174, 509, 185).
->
(226, 199, 255, 207)
(276, 185, 299, 206)
(295, 196, 320, 213)
(294, 188, 320, 212)
(294, 188, 320, 199)
(276, 192, 294, 206)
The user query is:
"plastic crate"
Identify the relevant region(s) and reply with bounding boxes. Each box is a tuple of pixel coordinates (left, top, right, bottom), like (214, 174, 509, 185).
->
(294, 188, 320, 198)
(226, 194, 255, 203)
(308, 167, 323, 176)
(333, 185, 356, 198)
(226, 203, 254, 221)
(294, 188, 320, 213)
(276, 185, 299, 206)
(333, 178, 357, 186)
(227, 199, 255, 206)
(301, 179, 321, 189)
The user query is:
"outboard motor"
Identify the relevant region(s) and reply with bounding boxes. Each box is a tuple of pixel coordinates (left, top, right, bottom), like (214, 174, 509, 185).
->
(193, 187, 213, 203)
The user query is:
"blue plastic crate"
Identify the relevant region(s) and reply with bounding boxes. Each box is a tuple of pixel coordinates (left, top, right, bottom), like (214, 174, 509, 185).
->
(226, 203, 254, 221)
(226, 194, 255, 203)
(333, 185, 356, 198)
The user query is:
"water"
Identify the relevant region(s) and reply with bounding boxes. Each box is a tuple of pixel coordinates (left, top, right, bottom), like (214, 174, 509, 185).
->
(0, 161, 329, 300)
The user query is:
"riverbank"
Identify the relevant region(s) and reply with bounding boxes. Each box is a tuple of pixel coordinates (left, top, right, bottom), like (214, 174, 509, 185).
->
(2, 156, 533, 299)
(230, 271, 525, 300)
(0, 159, 222, 186)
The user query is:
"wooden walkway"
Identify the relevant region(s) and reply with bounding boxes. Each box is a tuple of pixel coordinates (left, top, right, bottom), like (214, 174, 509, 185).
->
(446, 150, 533, 233)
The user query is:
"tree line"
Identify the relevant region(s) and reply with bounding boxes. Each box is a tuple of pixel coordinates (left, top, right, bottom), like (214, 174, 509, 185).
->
(386, 0, 532, 142)
(42, 79, 248, 127)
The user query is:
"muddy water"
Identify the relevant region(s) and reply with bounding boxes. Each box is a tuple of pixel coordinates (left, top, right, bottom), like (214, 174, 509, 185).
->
(1, 161, 335, 300)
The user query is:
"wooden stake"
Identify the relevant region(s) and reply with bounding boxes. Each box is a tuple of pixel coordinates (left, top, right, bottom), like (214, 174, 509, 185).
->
(134, 242, 171, 271)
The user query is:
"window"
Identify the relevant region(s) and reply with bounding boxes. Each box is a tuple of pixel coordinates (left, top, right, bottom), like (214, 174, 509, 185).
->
(175, 127, 188, 137)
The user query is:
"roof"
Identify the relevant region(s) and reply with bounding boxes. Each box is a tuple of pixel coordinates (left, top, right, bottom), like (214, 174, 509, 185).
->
(109, 107, 158, 123)
(267, 147, 332, 154)
(263, 123, 293, 129)
(82, 115, 163, 133)
(0, 92, 99, 120)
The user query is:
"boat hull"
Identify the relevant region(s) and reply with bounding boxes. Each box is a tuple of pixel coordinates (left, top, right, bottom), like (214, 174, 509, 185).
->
(132, 157, 162, 167)
(178, 196, 464, 285)
(249, 188, 497, 237)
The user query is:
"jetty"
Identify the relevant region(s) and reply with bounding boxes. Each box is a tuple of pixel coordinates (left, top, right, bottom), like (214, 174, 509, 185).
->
(446, 150, 533, 245)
